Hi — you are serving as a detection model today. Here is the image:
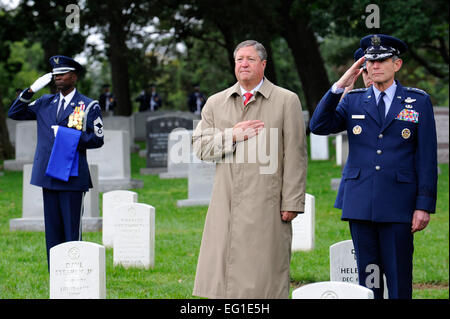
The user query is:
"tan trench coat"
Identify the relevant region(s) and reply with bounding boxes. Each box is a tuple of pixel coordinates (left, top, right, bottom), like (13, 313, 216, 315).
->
(192, 78, 307, 299)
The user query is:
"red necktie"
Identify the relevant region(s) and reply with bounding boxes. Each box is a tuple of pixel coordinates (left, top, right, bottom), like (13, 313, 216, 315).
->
(243, 92, 253, 106)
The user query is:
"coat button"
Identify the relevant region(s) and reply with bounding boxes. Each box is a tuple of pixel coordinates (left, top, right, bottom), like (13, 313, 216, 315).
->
(377, 150, 382, 154)
(375, 165, 381, 170)
(378, 134, 383, 138)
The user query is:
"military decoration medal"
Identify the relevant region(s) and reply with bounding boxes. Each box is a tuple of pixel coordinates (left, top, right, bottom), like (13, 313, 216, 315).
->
(68, 102, 85, 130)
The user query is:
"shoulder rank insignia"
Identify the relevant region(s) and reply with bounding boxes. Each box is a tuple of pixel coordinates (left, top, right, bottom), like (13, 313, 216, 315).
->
(405, 87, 427, 95)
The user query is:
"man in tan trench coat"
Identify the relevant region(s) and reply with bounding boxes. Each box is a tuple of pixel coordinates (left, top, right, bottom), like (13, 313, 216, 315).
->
(192, 40, 307, 299)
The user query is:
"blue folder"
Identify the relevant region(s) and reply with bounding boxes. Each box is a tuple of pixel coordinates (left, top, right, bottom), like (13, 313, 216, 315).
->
(45, 126, 81, 181)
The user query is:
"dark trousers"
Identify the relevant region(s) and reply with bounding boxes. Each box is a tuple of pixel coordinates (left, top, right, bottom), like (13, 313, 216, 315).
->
(349, 220, 414, 299)
(42, 188, 85, 270)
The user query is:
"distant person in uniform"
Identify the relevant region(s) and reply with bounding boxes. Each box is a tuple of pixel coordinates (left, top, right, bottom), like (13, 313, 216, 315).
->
(8, 55, 104, 269)
(149, 84, 162, 111)
(99, 83, 116, 115)
(188, 84, 206, 114)
(136, 84, 162, 112)
(309, 34, 438, 299)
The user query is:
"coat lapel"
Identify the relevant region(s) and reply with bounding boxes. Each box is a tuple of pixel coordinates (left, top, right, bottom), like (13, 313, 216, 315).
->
(362, 86, 382, 127)
(41, 94, 60, 126)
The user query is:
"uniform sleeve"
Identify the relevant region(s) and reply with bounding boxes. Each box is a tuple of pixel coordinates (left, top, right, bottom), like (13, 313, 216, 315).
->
(8, 89, 39, 120)
(281, 93, 308, 213)
(192, 97, 236, 162)
(309, 88, 348, 135)
(78, 103, 104, 150)
(414, 95, 438, 213)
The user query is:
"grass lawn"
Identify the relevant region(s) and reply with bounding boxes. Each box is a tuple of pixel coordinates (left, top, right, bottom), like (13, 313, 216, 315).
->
(0, 139, 448, 299)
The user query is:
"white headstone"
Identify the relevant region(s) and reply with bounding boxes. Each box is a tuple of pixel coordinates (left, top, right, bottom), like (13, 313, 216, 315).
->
(9, 164, 101, 231)
(159, 129, 193, 179)
(102, 190, 138, 248)
(4, 121, 37, 171)
(291, 193, 315, 251)
(330, 240, 358, 283)
(292, 281, 374, 299)
(329, 239, 388, 298)
(102, 116, 137, 152)
(87, 130, 143, 192)
(434, 107, 449, 164)
(177, 153, 215, 207)
(50, 241, 106, 299)
(310, 133, 329, 160)
(113, 203, 155, 269)
(6, 117, 16, 146)
(335, 132, 349, 166)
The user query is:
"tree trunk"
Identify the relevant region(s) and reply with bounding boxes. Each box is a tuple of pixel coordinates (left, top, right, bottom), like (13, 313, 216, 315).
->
(107, 19, 132, 116)
(279, 2, 330, 123)
(0, 93, 15, 160)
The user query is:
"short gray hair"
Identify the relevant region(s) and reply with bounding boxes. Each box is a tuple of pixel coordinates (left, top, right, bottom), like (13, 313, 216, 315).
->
(233, 40, 267, 61)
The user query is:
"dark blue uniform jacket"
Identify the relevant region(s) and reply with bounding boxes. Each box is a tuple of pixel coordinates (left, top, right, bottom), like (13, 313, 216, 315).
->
(309, 81, 437, 223)
(9, 89, 104, 191)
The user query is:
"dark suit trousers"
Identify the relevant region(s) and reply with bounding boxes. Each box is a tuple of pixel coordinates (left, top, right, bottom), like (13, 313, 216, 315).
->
(42, 188, 85, 269)
(349, 220, 414, 299)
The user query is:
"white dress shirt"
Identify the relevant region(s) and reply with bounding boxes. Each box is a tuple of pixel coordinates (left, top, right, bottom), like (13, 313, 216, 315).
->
(240, 78, 264, 102)
(57, 88, 77, 115)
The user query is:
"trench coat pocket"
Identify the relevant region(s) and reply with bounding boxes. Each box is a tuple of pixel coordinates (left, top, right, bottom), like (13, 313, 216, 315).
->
(343, 167, 360, 180)
(396, 170, 417, 183)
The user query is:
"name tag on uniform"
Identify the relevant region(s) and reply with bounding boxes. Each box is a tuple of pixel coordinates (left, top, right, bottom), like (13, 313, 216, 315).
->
(351, 114, 365, 119)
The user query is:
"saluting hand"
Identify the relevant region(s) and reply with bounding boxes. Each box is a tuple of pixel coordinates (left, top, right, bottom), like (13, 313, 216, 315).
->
(335, 57, 365, 89)
(30, 72, 53, 93)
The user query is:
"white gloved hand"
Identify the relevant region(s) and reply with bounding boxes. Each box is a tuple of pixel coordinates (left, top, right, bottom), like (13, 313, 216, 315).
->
(30, 73, 53, 93)
(51, 125, 59, 137)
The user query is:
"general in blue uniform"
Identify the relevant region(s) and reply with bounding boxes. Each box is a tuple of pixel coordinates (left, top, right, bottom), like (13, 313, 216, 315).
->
(8, 55, 104, 269)
(309, 35, 438, 299)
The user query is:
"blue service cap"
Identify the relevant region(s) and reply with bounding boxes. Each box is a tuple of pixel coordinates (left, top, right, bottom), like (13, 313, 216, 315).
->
(353, 48, 366, 69)
(360, 34, 408, 61)
(49, 55, 83, 75)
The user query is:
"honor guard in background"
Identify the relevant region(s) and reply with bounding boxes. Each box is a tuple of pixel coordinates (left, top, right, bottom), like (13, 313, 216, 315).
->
(8, 55, 104, 269)
(136, 84, 162, 112)
(99, 83, 116, 115)
(188, 84, 206, 114)
(309, 34, 438, 299)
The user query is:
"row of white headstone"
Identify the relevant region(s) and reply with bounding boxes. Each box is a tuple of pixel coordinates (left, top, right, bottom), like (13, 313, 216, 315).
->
(50, 238, 380, 299)
(50, 190, 156, 299)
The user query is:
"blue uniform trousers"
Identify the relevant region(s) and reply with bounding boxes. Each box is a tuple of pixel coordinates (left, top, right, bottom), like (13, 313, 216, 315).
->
(42, 189, 85, 269)
(349, 220, 414, 299)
